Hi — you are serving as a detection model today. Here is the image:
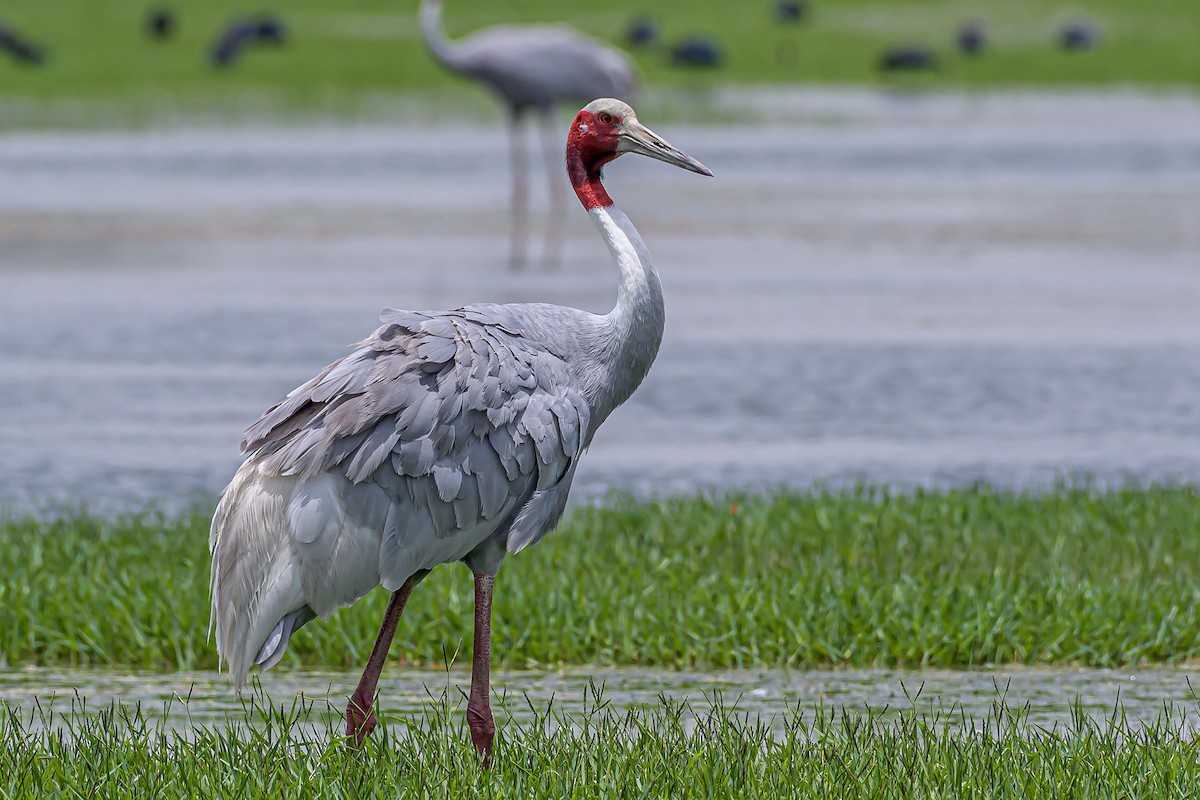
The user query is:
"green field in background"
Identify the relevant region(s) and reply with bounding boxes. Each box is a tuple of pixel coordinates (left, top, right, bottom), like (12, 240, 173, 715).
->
(3, 487, 1199, 672)
(0, 0, 1196, 126)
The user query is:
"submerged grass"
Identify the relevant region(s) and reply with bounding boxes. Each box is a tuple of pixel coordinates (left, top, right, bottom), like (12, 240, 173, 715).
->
(3, 686, 1200, 799)
(2, 486, 1199, 672)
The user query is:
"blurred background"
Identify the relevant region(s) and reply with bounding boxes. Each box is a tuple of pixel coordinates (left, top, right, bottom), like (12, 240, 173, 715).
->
(1, 0, 1198, 514)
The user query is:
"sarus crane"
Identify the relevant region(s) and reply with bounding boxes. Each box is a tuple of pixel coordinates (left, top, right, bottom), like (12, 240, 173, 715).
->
(419, 0, 636, 270)
(209, 98, 711, 762)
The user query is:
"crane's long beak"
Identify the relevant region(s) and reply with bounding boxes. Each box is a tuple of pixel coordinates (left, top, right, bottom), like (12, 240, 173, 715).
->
(618, 121, 713, 177)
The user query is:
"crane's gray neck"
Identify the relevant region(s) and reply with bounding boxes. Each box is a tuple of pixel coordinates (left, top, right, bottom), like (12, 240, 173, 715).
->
(582, 205, 665, 426)
(419, 0, 470, 72)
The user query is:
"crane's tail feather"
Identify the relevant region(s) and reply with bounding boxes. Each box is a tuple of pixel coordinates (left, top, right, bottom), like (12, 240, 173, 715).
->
(210, 462, 309, 689)
(254, 607, 316, 670)
(210, 463, 385, 690)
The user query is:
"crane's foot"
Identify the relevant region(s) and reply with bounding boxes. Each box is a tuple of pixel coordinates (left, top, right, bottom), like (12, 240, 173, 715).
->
(345, 693, 377, 750)
(466, 704, 495, 769)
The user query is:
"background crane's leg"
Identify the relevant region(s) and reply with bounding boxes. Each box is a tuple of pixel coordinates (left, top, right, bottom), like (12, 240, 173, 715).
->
(539, 108, 565, 269)
(466, 572, 496, 766)
(508, 110, 529, 271)
(345, 571, 427, 748)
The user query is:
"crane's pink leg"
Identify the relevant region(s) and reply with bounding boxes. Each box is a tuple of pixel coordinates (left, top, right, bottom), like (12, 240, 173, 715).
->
(540, 109, 565, 269)
(345, 572, 425, 748)
(509, 112, 529, 271)
(467, 572, 496, 766)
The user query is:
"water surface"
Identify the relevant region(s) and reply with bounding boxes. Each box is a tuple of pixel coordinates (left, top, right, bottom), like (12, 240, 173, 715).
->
(1, 90, 1198, 512)
(4, 666, 1198, 737)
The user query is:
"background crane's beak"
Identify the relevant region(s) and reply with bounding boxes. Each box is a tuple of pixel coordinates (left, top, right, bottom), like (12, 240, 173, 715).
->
(617, 121, 713, 177)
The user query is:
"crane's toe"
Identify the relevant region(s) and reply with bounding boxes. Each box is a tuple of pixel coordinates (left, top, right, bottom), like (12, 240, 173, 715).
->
(467, 704, 495, 766)
(345, 695, 378, 749)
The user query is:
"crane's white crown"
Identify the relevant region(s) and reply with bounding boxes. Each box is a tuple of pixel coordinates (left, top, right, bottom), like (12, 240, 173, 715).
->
(581, 97, 637, 121)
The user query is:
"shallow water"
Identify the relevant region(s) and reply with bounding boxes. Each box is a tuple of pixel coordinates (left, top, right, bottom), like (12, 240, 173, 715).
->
(4, 666, 1199, 736)
(1, 89, 1199, 512)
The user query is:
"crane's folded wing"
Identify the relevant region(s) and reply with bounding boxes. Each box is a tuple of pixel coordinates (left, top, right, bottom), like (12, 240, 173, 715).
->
(241, 306, 591, 549)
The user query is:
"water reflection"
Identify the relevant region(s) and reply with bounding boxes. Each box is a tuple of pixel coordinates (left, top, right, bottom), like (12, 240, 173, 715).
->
(3, 666, 1198, 736)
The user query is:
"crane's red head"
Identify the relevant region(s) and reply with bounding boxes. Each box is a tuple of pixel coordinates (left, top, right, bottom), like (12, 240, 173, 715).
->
(566, 98, 712, 211)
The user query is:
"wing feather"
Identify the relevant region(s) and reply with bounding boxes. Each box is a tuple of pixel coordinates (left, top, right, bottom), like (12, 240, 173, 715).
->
(241, 305, 591, 554)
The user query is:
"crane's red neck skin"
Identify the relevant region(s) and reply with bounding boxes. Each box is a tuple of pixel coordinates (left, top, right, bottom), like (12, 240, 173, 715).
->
(566, 110, 621, 210)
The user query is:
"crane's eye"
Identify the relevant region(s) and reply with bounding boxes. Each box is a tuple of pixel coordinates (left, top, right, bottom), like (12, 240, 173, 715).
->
(598, 112, 616, 125)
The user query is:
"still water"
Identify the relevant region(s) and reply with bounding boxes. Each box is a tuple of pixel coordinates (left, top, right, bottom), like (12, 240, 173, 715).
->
(1, 90, 1198, 513)
(3, 666, 1198, 737)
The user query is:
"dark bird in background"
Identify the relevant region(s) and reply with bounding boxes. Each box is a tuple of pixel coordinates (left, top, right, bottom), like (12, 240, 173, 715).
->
(0, 24, 46, 66)
(670, 36, 724, 69)
(877, 44, 938, 72)
(209, 14, 287, 68)
(625, 16, 659, 48)
(254, 15, 287, 46)
(145, 7, 175, 41)
(957, 19, 986, 56)
(775, 0, 809, 24)
(1058, 19, 1098, 52)
(210, 21, 259, 67)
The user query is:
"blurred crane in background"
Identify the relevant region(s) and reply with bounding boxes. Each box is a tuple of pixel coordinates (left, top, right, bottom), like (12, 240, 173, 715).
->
(419, 0, 636, 270)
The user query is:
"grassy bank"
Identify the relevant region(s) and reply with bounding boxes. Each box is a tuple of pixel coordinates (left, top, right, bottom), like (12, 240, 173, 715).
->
(2, 487, 1199, 672)
(4, 690, 1199, 799)
(0, 0, 1196, 126)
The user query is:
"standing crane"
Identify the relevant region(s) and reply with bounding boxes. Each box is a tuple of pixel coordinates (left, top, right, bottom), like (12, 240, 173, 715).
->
(419, 0, 636, 270)
(209, 98, 711, 763)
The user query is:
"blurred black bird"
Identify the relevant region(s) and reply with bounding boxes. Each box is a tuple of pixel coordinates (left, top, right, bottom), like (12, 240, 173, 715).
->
(957, 19, 986, 56)
(210, 20, 258, 68)
(145, 7, 175, 41)
(254, 15, 287, 46)
(775, 0, 808, 24)
(670, 36, 724, 69)
(877, 45, 938, 72)
(625, 16, 658, 48)
(209, 15, 287, 68)
(1058, 19, 1098, 51)
(0, 24, 46, 66)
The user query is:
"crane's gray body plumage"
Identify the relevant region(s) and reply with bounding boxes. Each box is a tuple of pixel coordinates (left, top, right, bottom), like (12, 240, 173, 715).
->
(210, 202, 665, 686)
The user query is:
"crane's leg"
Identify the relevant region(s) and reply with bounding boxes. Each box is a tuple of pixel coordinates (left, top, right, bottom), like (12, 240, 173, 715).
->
(539, 109, 565, 269)
(466, 571, 496, 766)
(345, 571, 427, 748)
(508, 111, 529, 271)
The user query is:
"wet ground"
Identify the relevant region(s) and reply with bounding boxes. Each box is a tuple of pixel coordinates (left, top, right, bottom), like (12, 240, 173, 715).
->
(1, 89, 1199, 512)
(4, 665, 1199, 736)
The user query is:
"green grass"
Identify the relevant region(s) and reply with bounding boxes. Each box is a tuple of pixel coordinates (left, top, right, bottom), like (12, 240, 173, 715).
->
(3, 487, 1200, 672)
(4, 688, 1200, 798)
(0, 0, 1196, 127)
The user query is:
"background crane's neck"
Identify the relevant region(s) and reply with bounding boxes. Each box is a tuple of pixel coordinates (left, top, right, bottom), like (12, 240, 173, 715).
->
(419, 0, 470, 72)
(584, 204, 666, 425)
